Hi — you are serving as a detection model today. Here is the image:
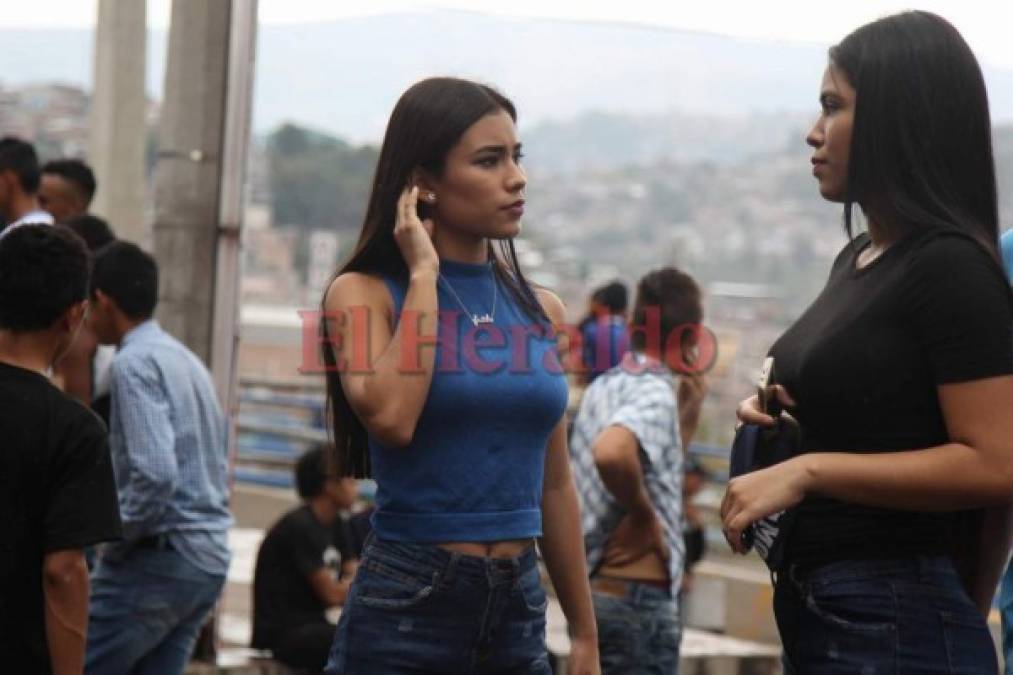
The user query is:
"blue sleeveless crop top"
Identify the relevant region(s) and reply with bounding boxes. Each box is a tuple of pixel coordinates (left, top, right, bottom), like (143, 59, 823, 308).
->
(370, 258, 569, 542)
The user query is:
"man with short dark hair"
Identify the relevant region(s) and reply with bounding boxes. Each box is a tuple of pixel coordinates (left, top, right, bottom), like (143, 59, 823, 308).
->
(40, 159, 97, 223)
(0, 225, 121, 675)
(0, 137, 53, 234)
(54, 215, 117, 416)
(252, 445, 361, 671)
(60, 214, 115, 252)
(581, 280, 630, 384)
(570, 267, 706, 674)
(84, 241, 232, 675)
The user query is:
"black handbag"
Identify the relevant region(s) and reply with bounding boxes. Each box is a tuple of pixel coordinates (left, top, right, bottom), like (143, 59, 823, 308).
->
(729, 415, 801, 571)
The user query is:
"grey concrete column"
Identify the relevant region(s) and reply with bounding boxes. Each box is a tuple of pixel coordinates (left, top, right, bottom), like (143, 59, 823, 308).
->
(151, 0, 233, 365)
(88, 0, 147, 243)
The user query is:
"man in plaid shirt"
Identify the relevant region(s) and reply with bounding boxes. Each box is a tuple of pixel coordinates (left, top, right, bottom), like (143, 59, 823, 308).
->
(570, 267, 706, 674)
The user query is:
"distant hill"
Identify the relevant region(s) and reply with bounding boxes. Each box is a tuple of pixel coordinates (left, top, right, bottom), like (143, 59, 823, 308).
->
(521, 109, 813, 172)
(259, 116, 1012, 282)
(0, 10, 1011, 143)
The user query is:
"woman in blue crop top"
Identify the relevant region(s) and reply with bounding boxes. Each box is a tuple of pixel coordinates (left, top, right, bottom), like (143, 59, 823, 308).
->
(319, 78, 600, 674)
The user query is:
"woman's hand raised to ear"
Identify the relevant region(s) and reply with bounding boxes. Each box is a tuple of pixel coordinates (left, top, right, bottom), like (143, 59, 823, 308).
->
(394, 186, 439, 277)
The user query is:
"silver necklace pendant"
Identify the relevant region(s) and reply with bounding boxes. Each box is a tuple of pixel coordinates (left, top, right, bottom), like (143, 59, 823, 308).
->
(439, 271, 498, 327)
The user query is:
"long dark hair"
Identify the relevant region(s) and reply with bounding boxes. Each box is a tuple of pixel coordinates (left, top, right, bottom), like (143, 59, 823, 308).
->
(321, 77, 547, 478)
(831, 11, 1000, 258)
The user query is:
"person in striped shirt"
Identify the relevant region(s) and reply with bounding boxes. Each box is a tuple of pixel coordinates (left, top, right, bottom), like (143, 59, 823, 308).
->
(570, 267, 705, 674)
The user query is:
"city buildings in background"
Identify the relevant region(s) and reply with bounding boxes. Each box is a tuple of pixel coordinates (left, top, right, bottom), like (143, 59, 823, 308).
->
(6, 55, 1012, 449)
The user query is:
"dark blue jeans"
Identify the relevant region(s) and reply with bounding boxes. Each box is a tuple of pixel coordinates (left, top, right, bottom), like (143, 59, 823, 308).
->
(85, 547, 225, 675)
(593, 583, 680, 675)
(775, 555, 997, 674)
(325, 536, 552, 674)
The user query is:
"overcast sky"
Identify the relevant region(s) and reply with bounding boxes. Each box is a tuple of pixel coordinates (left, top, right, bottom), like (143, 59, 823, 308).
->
(2, 1, 1011, 68)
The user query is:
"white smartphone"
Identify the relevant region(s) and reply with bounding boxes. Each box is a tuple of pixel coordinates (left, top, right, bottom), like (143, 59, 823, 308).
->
(757, 356, 778, 417)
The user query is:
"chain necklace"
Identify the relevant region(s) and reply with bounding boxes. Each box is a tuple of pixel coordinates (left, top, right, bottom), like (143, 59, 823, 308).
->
(438, 272, 497, 327)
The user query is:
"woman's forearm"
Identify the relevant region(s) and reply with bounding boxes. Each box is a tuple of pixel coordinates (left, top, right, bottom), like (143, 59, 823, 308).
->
(540, 480, 598, 641)
(802, 442, 1013, 511)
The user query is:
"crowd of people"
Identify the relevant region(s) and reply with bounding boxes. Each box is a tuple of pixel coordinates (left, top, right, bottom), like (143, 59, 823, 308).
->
(0, 140, 232, 675)
(3, 9, 1013, 675)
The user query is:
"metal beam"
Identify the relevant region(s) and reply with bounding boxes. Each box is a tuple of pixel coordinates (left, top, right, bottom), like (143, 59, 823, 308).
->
(212, 0, 258, 416)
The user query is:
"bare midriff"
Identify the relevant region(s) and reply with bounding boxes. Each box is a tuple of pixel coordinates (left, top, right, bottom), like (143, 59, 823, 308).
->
(437, 538, 535, 559)
(598, 550, 668, 582)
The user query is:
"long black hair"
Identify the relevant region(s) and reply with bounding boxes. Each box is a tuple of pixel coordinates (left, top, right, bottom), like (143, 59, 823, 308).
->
(831, 11, 1000, 258)
(321, 77, 547, 478)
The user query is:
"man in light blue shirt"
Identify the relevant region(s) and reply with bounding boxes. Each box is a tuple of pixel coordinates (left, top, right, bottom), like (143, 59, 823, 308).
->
(84, 241, 232, 675)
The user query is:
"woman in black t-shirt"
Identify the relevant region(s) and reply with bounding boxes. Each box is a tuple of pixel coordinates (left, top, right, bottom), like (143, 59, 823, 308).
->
(720, 12, 1013, 673)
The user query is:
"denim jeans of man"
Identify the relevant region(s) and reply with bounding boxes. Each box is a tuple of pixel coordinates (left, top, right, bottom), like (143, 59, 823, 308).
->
(325, 536, 552, 674)
(774, 555, 997, 674)
(85, 545, 226, 675)
(592, 583, 681, 675)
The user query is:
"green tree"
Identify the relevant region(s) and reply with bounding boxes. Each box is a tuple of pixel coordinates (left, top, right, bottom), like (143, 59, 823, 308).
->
(266, 123, 379, 233)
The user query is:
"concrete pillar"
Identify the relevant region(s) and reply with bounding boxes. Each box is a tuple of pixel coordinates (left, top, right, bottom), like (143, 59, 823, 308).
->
(151, 0, 233, 365)
(152, 0, 257, 398)
(88, 0, 147, 244)
(148, 2, 258, 653)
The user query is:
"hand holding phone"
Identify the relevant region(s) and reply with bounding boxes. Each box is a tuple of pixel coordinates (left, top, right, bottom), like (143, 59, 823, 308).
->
(729, 356, 801, 563)
(756, 356, 782, 420)
(739, 356, 778, 552)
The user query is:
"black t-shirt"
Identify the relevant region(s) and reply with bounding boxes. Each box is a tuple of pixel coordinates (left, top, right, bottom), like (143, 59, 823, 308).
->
(770, 230, 1013, 568)
(252, 504, 355, 648)
(0, 362, 122, 674)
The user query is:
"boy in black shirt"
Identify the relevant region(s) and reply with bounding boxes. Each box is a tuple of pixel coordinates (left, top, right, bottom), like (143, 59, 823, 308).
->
(0, 225, 122, 675)
(252, 445, 362, 670)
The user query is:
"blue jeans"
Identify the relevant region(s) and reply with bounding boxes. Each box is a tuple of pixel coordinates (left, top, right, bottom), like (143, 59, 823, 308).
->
(775, 555, 997, 674)
(998, 559, 1013, 672)
(325, 536, 552, 674)
(85, 546, 226, 675)
(592, 583, 681, 675)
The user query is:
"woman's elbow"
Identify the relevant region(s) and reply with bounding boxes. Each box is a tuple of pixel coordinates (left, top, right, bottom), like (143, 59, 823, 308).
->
(977, 449, 1013, 504)
(990, 463, 1013, 503)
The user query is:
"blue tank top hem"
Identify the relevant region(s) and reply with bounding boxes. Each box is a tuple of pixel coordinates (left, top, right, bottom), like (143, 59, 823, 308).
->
(372, 508, 542, 542)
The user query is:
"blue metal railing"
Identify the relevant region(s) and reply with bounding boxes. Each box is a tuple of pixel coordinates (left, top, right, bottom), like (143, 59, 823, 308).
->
(237, 383, 730, 490)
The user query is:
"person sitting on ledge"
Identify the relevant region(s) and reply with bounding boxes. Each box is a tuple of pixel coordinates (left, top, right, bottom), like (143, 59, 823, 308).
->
(252, 444, 362, 672)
